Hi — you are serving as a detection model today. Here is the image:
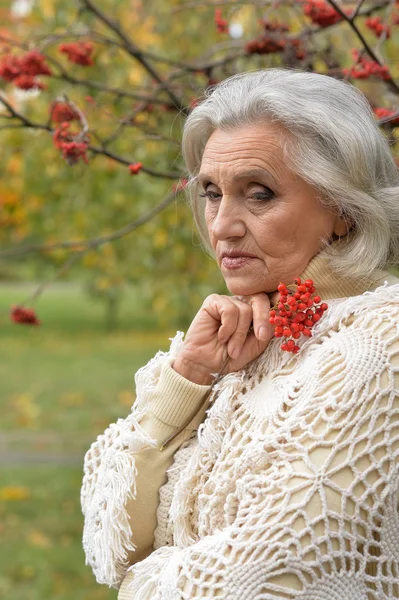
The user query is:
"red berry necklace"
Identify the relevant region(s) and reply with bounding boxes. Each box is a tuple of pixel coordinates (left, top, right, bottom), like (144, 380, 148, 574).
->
(269, 277, 328, 354)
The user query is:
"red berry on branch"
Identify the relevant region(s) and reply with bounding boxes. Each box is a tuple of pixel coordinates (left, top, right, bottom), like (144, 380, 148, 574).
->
(10, 305, 40, 326)
(20, 50, 52, 76)
(129, 162, 143, 175)
(59, 41, 94, 66)
(214, 9, 228, 33)
(51, 102, 81, 123)
(13, 74, 45, 90)
(53, 122, 90, 165)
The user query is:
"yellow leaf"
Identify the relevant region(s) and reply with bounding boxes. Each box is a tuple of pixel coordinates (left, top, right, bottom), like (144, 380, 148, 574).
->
(153, 229, 168, 248)
(118, 389, 136, 407)
(82, 252, 98, 267)
(27, 529, 52, 548)
(10, 393, 40, 428)
(59, 392, 85, 407)
(0, 485, 30, 502)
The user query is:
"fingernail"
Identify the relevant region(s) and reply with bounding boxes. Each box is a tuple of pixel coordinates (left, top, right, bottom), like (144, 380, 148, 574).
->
(258, 326, 269, 340)
(231, 347, 239, 359)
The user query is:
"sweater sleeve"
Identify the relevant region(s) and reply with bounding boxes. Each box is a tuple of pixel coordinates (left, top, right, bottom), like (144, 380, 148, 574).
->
(80, 333, 211, 590)
(117, 304, 399, 600)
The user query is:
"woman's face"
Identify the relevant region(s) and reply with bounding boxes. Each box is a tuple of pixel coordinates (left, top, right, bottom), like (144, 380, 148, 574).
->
(200, 123, 348, 296)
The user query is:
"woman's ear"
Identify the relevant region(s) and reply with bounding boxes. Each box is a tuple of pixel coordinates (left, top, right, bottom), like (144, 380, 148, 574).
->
(333, 213, 354, 237)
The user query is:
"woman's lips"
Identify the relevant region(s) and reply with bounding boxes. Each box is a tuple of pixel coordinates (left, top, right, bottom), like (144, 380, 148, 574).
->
(221, 256, 257, 269)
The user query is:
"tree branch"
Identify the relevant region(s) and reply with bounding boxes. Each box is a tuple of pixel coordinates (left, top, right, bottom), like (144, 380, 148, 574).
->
(80, 0, 188, 114)
(326, 0, 399, 95)
(0, 190, 180, 259)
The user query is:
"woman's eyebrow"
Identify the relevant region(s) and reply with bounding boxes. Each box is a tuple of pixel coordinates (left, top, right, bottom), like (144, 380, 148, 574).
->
(198, 168, 278, 186)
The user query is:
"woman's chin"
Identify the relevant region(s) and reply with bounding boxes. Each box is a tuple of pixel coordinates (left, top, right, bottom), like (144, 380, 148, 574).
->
(225, 278, 275, 297)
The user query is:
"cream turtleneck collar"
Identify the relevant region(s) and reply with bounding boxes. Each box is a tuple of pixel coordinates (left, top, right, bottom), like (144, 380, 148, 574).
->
(297, 242, 397, 301)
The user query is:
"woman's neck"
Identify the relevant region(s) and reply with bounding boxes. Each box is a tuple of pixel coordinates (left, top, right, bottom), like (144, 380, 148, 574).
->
(268, 243, 390, 307)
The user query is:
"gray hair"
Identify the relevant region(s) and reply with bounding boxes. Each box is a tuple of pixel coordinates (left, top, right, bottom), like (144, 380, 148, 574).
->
(182, 67, 399, 277)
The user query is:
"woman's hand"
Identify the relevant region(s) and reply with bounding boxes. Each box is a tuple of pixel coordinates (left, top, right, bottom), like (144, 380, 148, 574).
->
(172, 293, 274, 385)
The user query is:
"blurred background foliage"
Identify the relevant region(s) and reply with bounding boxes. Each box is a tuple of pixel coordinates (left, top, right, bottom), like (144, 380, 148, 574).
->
(1, 0, 399, 598)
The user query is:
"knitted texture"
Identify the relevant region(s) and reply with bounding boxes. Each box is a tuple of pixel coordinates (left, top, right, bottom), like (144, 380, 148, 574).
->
(81, 332, 185, 588)
(83, 282, 399, 598)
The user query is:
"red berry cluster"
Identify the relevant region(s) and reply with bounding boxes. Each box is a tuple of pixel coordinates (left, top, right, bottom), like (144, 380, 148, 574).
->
(365, 16, 391, 39)
(342, 49, 390, 80)
(214, 9, 228, 33)
(0, 50, 52, 90)
(374, 107, 399, 125)
(58, 42, 94, 66)
(269, 278, 328, 354)
(51, 102, 81, 123)
(259, 18, 290, 32)
(245, 36, 287, 55)
(245, 33, 305, 59)
(53, 122, 90, 165)
(128, 162, 143, 175)
(10, 305, 40, 326)
(302, 0, 346, 27)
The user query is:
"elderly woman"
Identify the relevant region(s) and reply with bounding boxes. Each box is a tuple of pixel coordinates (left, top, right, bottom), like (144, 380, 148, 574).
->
(81, 68, 399, 599)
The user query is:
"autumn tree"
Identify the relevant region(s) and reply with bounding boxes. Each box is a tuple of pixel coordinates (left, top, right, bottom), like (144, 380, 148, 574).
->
(1, 0, 398, 329)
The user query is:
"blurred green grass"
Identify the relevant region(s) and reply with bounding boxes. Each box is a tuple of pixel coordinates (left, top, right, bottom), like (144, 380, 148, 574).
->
(0, 282, 177, 600)
(1, 465, 116, 600)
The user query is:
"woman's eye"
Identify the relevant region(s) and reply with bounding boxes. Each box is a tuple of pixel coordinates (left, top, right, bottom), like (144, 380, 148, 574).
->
(251, 190, 275, 201)
(199, 188, 275, 201)
(199, 190, 221, 200)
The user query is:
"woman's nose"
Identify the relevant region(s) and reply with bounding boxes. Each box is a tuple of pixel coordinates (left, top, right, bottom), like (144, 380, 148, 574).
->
(210, 197, 246, 240)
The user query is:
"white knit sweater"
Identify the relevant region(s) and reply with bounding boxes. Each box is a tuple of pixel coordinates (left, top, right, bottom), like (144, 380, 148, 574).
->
(81, 253, 399, 599)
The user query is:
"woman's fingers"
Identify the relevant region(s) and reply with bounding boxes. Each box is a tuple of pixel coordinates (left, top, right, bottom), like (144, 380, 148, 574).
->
(204, 292, 273, 360)
(249, 293, 274, 341)
(226, 300, 254, 359)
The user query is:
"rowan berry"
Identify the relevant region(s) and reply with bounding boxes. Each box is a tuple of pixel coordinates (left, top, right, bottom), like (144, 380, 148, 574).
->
(295, 313, 306, 322)
(269, 277, 327, 354)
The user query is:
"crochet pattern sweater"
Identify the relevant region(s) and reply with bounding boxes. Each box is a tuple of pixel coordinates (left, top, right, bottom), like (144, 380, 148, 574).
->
(81, 250, 399, 599)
